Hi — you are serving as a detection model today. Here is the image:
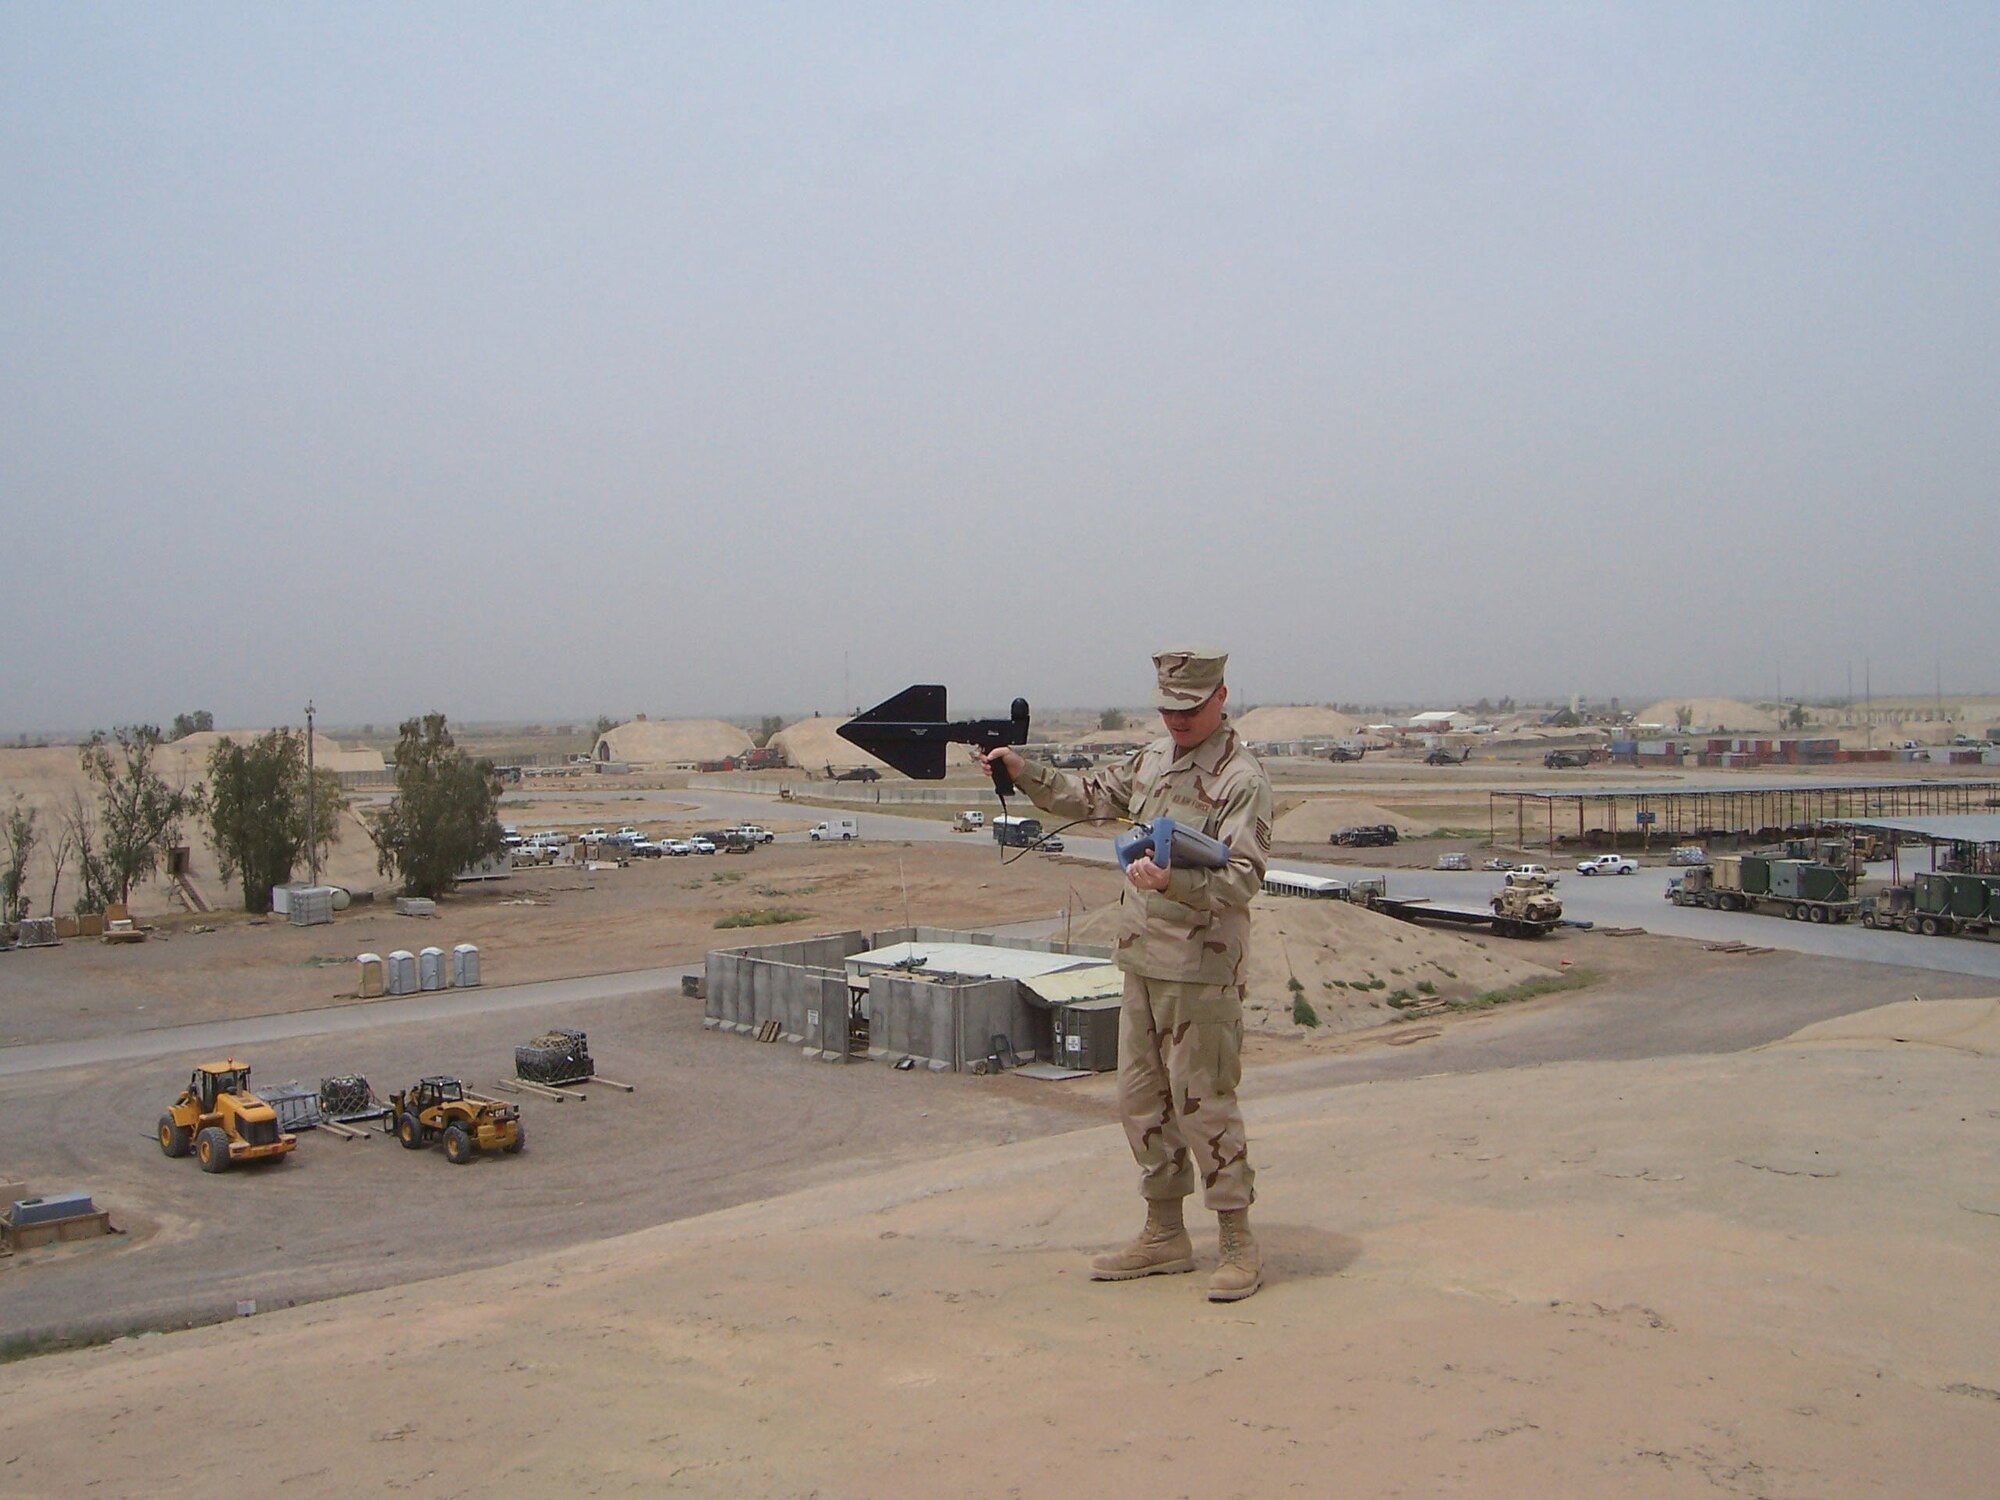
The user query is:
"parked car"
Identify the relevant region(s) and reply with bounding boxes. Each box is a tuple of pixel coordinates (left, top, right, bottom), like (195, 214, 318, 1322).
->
(663, 839, 694, 856)
(688, 837, 717, 855)
(1576, 854, 1638, 876)
(1504, 864, 1559, 886)
(1333, 824, 1399, 847)
(730, 825, 775, 844)
(1435, 852, 1470, 870)
(1482, 857, 1517, 872)
(630, 839, 664, 858)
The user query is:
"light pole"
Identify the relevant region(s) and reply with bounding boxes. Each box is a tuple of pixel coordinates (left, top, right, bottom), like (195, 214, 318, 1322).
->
(306, 700, 319, 887)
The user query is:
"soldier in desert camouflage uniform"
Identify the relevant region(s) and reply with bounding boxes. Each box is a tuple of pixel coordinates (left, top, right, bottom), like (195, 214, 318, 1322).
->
(981, 648, 1273, 1301)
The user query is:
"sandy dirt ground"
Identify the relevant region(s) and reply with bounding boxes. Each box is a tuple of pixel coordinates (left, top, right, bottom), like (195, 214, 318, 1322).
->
(7, 832, 2000, 1496)
(4, 1001, 1999, 1498)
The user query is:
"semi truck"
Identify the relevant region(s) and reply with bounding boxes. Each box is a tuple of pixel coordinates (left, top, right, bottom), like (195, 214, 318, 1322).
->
(1860, 871, 2000, 937)
(1665, 854, 1858, 923)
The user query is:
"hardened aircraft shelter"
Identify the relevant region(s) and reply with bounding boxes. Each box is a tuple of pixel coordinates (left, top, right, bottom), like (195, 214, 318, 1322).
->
(1488, 779, 2000, 852)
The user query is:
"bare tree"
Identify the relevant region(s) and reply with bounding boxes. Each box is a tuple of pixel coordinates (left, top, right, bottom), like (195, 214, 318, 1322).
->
(2, 796, 35, 924)
(61, 787, 117, 914)
(44, 813, 75, 918)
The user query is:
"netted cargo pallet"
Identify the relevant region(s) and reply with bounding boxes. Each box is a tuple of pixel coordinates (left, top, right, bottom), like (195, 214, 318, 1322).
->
(516, 1028, 594, 1086)
(319, 1074, 390, 1124)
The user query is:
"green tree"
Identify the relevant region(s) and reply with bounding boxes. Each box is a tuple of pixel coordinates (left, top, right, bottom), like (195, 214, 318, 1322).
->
(1674, 704, 1694, 730)
(593, 714, 617, 738)
(205, 729, 348, 913)
(1785, 703, 1809, 731)
(79, 726, 203, 907)
(1098, 708, 1127, 731)
(754, 715, 783, 747)
(368, 713, 504, 899)
(169, 710, 214, 740)
(2, 797, 36, 923)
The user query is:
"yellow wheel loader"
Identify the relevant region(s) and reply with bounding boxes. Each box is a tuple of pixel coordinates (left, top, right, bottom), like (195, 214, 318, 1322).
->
(158, 1059, 298, 1173)
(385, 1076, 523, 1163)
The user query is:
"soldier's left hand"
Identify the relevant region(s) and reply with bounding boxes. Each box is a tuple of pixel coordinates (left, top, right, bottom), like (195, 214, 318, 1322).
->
(1125, 855, 1170, 892)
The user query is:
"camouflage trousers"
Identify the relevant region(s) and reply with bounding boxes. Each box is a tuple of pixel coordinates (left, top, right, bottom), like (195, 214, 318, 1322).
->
(1118, 972, 1255, 1212)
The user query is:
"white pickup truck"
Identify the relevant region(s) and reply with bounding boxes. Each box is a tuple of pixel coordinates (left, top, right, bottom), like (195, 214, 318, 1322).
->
(1503, 864, 1561, 886)
(1575, 854, 1638, 876)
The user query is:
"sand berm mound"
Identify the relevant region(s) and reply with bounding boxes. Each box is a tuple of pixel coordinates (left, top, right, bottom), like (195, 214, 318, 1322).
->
(1073, 893, 1558, 1033)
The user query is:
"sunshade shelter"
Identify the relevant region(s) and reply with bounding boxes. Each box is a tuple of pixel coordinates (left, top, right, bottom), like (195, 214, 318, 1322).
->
(1487, 779, 2000, 852)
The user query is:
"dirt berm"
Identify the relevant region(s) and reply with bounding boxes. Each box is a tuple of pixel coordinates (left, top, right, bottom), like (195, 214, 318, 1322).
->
(4, 1001, 1997, 1497)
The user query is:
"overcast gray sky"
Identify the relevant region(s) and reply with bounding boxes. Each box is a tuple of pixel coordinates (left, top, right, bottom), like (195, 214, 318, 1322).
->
(3, 3, 1994, 733)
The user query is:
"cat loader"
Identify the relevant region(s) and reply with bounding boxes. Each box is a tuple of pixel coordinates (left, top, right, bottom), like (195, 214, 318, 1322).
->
(158, 1059, 298, 1173)
(386, 1076, 523, 1163)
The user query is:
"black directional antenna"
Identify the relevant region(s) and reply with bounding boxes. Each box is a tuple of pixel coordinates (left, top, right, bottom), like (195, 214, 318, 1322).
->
(837, 685, 1032, 795)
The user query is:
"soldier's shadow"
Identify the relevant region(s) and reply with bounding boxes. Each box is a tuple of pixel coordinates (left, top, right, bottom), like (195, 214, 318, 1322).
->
(1253, 1222, 1362, 1283)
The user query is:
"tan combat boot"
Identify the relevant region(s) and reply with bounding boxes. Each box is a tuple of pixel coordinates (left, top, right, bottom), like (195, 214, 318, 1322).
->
(1208, 1208, 1262, 1301)
(1090, 1198, 1196, 1281)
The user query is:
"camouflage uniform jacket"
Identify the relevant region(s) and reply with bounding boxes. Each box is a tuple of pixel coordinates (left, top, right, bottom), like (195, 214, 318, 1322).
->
(1014, 719, 1272, 985)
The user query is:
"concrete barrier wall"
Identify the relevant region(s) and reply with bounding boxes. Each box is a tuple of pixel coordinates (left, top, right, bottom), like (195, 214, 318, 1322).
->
(867, 974, 1036, 1071)
(705, 926, 1107, 1070)
(705, 930, 869, 1043)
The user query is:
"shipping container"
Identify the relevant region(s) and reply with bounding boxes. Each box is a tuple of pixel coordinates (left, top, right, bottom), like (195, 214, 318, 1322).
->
(1712, 855, 1743, 891)
(1052, 997, 1120, 1072)
(1949, 874, 1993, 920)
(1768, 860, 1807, 899)
(1914, 873, 1954, 916)
(1740, 856, 1771, 895)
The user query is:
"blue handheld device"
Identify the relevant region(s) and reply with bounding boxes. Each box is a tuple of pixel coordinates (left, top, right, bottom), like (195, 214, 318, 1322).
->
(1113, 818, 1231, 872)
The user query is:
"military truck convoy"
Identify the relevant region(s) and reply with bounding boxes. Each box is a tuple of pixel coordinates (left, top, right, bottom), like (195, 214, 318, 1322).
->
(1666, 854, 1858, 923)
(1859, 871, 2000, 938)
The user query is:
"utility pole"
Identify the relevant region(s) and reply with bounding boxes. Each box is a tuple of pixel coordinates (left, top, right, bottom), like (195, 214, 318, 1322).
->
(306, 700, 319, 887)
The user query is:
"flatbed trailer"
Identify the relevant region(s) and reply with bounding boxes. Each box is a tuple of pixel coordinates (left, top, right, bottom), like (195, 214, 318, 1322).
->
(1361, 893, 1564, 940)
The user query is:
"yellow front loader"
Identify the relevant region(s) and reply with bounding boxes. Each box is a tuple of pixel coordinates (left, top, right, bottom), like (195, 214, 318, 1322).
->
(158, 1059, 298, 1173)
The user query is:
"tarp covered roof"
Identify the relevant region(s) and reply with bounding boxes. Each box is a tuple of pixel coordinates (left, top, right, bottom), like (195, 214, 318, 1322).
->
(1021, 965, 1125, 1005)
(846, 942, 1102, 984)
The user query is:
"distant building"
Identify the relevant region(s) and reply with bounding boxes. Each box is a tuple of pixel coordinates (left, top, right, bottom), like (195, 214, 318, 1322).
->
(1406, 710, 1473, 733)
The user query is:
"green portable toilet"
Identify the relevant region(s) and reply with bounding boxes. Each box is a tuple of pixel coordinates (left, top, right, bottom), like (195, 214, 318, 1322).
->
(1740, 855, 1772, 896)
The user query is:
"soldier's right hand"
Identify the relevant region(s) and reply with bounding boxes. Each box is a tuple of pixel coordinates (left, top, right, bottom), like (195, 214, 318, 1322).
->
(978, 746, 1025, 783)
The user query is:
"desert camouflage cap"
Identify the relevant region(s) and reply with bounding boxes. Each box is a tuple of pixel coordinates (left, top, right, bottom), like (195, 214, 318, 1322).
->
(1152, 647, 1227, 710)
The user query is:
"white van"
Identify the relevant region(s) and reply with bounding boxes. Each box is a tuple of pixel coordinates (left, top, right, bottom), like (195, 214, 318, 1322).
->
(810, 818, 859, 842)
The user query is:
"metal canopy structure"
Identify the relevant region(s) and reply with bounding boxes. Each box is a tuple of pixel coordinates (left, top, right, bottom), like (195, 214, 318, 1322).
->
(1488, 779, 2000, 851)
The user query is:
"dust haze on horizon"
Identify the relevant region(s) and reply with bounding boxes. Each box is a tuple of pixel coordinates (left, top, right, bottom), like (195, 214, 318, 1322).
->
(3, 4, 1995, 738)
